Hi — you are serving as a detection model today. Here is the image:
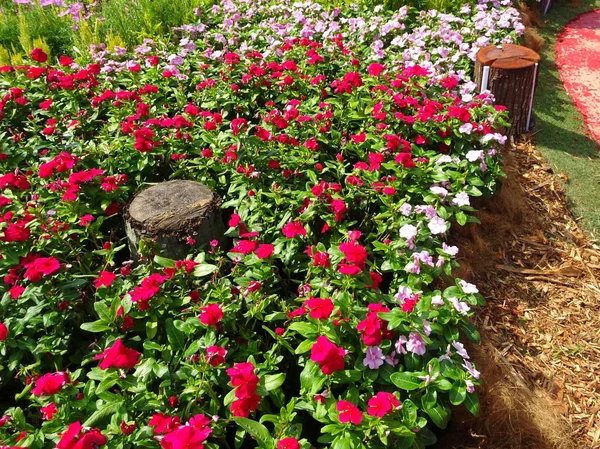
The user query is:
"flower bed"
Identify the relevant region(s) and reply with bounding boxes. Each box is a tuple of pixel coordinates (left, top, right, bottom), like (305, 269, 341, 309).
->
(0, 1, 520, 448)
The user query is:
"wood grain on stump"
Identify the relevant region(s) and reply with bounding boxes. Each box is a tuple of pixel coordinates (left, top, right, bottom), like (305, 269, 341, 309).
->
(474, 44, 541, 136)
(125, 180, 224, 260)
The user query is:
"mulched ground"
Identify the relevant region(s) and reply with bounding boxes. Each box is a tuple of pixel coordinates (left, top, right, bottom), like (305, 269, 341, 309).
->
(441, 139, 600, 448)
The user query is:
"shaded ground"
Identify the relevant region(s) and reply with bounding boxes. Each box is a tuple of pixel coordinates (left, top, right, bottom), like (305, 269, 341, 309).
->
(532, 0, 600, 237)
(441, 140, 600, 448)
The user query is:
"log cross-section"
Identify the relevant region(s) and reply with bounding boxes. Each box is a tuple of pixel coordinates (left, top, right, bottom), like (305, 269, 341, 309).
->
(125, 180, 224, 261)
(474, 44, 541, 136)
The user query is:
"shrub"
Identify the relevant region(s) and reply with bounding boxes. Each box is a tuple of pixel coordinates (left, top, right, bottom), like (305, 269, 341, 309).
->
(0, 1, 518, 448)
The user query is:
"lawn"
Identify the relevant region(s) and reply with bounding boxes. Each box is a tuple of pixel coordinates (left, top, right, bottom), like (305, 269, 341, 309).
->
(532, 0, 600, 238)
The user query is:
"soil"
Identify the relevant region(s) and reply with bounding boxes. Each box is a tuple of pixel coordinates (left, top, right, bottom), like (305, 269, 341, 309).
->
(439, 139, 600, 448)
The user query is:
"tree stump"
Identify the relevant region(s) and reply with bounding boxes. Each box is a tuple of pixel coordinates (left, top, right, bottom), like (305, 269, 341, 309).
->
(474, 44, 541, 136)
(125, 180, 224, 261)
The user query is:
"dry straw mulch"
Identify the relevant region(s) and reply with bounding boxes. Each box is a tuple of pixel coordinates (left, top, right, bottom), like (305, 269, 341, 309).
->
(440, 139, 600, 448)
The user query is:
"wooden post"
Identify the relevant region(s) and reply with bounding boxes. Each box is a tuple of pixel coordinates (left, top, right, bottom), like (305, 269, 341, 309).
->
(474, 44, 541, 136)
(125, 180, 224, 261)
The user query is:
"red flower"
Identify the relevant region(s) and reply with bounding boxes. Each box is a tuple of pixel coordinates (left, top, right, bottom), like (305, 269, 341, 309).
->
(94, 338, 141, 370)
(120, 421, 136, 435)
(339, 242, 368, 267)
(337, 400, 362, 425)
(367, 63, 385, 76)
(31, 371, 70, 396)
(149, 414, 181, 434)
(310, 336, 345, 375)
(23, 257, 60, 282)
(227, 362, 259, 397)
(278, 437, 300, 449)
(59, 56, 74, 66)
(282, 221, 306, 238)
(200, 304, 223, 326)
(230, 239, 259, 254)
(255, 243, 274, 259)
(9, 285, 25, 299)
(0, 322, 7, 341)
(230, 395, 261, 417)
(41, 402, 58, 420)
(94, 271, 116, 289)
(57, 421, 107, 449)
(367, 392, 401, 418)
(30, 48, 48, 63)
(4, 221, 30, 242)
(357, 304, 391, 346)
(305, 297, 334, 320)
(206, 346, 226, 367)
(161, 423, 212, 449)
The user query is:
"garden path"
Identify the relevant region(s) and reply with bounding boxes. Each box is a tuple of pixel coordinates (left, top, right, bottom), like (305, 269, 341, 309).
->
(556, 9, 600, 144)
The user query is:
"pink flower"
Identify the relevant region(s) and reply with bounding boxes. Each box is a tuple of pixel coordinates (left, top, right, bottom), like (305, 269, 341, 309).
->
(406, 332, 426, 356)
(149, 414, 180, 434)
(337, 400, 362, 425)
(57, 421, 107, 449)
(363, 346, 385, 370)
(282, 221, 306, 238)
(0, 322, 7, 341)
(79, 214, 94, 226)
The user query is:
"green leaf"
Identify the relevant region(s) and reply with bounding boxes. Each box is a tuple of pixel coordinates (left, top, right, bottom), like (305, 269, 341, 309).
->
(93, 302, 112, 322)
(233, 418, 274, 449)
(193, 264, 218, 277)
(146, 319, 158, 339)
(300, 361, 325, 395)
(154, 255, 176, 268)
(464, 392, 480, 416)
(449, 383, 467, 405)
(390, 371, 422, 391)
(459, 322, 481, 344)
(295, 339, 314, 355)
(80, 320, 111, 333)
(95, 374, 118, 395)
(332, 370, 361, 384)
(455, 211, 467, 226)
(424, 403, 450, 429)
(288, 322, 318, 339)
(264, 373, 285, 391)
(166, 318, 186, 350)
(83, 401, 121, 427)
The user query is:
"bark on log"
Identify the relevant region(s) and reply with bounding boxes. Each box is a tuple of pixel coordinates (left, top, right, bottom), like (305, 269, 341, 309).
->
(474, 44, 541, 136)
(125, 180, 224, 260)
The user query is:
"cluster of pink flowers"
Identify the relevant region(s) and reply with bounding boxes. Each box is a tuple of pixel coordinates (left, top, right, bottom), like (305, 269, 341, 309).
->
(226, 362, 261, 417)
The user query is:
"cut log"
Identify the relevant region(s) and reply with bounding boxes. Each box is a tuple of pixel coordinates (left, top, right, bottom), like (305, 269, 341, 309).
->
(125, 180, 224, 261)
(474, 44, 541, 136)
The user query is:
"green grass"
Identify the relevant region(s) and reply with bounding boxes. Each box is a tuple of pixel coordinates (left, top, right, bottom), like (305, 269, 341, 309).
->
(532, 0, 600, 239)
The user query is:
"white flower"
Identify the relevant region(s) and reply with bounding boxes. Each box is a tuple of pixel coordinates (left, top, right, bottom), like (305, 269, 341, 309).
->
(452, 341, 470, 359)
(428, 216, 447, 235)
(458, 123, 473, 134)
(448, 297, 471, 315)
(465, 150, 484, 162)
(399, 223, 418, 240)
(459, 279, 479, 294)
(452, 192, 470, 207)
(442, 242, 459, 256)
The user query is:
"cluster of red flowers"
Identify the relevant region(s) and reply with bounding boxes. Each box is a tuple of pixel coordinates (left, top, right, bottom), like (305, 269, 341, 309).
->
(356, 303, 394, 346)
(56, 421, 107, 449)
(226, 362, 261, 417)
(149, 413, 212, 449)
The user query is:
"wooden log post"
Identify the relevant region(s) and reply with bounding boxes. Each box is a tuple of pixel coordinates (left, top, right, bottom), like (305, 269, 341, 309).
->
(125, 180, 224, 261)
(474, 44, 541, 136)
